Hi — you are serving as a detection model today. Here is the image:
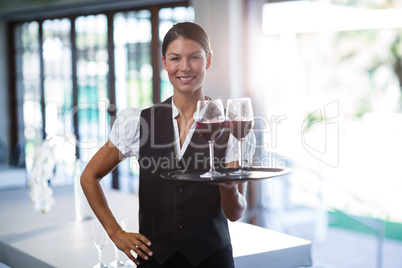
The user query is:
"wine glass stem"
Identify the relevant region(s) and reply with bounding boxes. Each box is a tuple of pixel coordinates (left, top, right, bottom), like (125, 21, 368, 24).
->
(114, 245, 119, 259)
(208, 140, 215, 172)
(238, 139, 243, 172)
(97, 248, 103, 263)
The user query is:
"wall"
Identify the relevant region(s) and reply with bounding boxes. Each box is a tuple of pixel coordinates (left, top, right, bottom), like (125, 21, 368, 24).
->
(191, 0, 245, 102)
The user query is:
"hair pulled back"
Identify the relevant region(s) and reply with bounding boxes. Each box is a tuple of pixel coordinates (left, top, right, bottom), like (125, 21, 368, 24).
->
(161, 22, 212, 59)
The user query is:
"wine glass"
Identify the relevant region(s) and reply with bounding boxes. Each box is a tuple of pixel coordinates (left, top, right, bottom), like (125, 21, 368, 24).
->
(91, 220, 109, 268)
(226, 98, 254, 176)
(195, 99, 226, 178)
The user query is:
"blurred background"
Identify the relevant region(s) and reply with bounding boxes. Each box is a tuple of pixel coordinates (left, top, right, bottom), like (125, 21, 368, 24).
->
(0, 0, 401, 267)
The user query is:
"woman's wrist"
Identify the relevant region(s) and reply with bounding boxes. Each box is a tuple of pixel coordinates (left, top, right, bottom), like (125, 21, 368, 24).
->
(109, 227, 125, 245)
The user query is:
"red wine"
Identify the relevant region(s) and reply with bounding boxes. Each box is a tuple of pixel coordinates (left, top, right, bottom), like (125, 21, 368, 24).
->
(196, 121, 226, 141)
(228, 120, 252, 140)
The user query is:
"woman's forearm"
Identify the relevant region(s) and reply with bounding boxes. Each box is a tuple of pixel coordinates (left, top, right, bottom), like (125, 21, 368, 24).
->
(80, 141, 125, 237)
(80, 173, 121, 237)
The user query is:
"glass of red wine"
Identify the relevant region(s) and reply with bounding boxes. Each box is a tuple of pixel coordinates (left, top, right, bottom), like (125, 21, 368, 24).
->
(195, 99, 226, 178)
(226, 98, 254, 176)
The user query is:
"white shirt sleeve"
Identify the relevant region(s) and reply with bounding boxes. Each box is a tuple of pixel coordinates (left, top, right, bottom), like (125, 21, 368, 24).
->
(224, 130, 256, 166)
(109, 108, 142, 158)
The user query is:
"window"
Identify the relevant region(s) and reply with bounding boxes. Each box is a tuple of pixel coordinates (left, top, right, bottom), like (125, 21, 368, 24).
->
(75, 14, 109, 162)
(114, 10, 153, 111)
(42, 18, 73, 140)
(15, 22, 41, 169)
(259, 1, 402, 232)
(9, 2, 193, 190)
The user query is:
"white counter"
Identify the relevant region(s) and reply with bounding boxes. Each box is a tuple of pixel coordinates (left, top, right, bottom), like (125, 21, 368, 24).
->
(0, 186, 312, 268)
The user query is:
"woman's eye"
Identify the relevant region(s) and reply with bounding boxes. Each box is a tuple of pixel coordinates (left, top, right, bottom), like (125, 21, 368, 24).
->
(170, 57, 179, 61)
(191, 56, 200, 60)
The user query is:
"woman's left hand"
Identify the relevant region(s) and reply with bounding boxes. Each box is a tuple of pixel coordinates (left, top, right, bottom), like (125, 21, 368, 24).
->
(210, 161, 248, 221)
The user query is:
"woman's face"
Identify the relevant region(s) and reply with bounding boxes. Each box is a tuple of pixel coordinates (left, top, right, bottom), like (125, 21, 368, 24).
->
(162, 37, 212, 95)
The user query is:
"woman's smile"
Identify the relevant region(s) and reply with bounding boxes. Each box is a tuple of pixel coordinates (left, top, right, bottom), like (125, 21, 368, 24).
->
(177, 75, 196, 83)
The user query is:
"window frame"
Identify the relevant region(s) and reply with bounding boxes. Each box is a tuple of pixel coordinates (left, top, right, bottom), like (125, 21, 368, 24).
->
(6, 1, 190, 188)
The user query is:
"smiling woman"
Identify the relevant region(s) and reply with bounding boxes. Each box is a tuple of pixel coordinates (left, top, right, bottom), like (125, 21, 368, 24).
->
(80, 22, 255, 268)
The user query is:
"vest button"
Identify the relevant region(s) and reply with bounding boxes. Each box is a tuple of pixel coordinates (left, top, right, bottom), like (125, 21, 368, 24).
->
(176, 223, 183, 229)
(176, 240, 183, 247)
(176, 205, 183, 212)
(176, 186, 184, 192)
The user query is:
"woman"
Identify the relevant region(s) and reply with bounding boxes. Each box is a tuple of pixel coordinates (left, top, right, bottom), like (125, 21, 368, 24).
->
(81, 22, 255, 268)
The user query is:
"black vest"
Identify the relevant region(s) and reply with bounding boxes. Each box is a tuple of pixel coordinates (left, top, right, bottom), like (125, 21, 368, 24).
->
(138, 97, 231, 266)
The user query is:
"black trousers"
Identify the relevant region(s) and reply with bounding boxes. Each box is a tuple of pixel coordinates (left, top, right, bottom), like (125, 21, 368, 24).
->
(138, 244, 235, 268)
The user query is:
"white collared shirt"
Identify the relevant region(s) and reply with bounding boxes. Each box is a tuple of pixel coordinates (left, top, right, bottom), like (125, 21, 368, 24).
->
(109, 99, 256, 165)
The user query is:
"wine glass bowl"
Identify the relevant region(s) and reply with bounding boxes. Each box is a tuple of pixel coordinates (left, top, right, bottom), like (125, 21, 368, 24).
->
(91, 220, 109, 268)
(195, 99, 226, 178)
(226, 98, 254, 176)
(195, 120, 226, 142)
(227, 120, 253, 141)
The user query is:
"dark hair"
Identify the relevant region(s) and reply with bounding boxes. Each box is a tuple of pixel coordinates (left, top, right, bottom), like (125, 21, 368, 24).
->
(161, 22, 212, 59)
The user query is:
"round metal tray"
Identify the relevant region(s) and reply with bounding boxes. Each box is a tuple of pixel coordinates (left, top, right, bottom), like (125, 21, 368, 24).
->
(160, 167, 292, 182)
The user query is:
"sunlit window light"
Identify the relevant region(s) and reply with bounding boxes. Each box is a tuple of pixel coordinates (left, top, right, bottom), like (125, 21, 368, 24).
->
(260, 1, 402, 226)
(263, 2, 402, 34)
(45, 102, 58, 136)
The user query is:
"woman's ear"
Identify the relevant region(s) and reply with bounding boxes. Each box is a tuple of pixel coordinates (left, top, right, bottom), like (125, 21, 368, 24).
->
(206, 52, 213, 70)
(161, 56, 168, 71)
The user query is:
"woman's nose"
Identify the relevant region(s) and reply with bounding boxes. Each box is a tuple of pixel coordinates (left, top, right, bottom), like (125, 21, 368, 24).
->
(180, 60, 191, 72)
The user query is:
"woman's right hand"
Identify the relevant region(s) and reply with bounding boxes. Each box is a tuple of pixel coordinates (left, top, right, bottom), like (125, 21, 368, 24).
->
(110, 229, 153, 266)
(80, 140, 153, 265)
